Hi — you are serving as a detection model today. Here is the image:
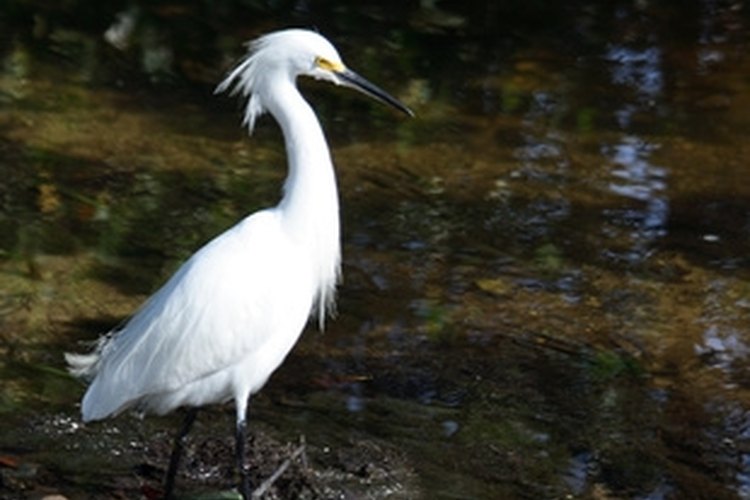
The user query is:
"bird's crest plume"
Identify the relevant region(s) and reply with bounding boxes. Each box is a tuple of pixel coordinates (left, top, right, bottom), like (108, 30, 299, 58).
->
(215, 36, 272, 134)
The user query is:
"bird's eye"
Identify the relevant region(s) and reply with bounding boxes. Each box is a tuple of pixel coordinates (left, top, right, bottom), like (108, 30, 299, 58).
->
(315, 56, 345, 73)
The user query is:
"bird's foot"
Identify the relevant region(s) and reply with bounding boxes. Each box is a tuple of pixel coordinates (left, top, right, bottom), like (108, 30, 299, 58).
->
(238, 466, 252, 500)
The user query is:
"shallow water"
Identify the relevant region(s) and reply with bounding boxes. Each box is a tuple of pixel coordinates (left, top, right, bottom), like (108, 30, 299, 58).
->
(2, 1, 750, 499)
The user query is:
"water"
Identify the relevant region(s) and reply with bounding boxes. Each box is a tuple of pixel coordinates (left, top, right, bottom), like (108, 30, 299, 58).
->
(2, 1, 750, 498)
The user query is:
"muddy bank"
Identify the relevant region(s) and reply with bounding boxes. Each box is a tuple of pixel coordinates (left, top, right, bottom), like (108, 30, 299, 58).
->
(1, 408, 418, 499)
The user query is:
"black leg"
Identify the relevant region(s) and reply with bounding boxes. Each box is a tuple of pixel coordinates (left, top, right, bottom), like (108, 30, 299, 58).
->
(235, 418, 252, 499)
(164, 408, 199, 499)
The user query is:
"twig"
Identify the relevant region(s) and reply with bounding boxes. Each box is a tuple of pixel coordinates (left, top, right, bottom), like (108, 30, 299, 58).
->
(298, 435, 308, 471)
(251, 441, 306, 499)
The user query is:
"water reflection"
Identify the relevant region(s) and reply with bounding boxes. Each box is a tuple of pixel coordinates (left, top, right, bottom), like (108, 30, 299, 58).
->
(104, 7, 139, 50)
(697, 278, 750, 389)
(601, 136, 669, 264)
(606, 45, 663, 108)
(698, 0, 744, 72)
(601, 30, 671, 265)
(698, 323, 750, 384)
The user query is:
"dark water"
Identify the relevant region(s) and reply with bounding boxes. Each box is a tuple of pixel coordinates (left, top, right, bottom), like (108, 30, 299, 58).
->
(2, 1, 750, 498)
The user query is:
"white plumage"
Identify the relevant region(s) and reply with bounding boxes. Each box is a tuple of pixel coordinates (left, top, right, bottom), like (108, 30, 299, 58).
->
(65, 28, 411, 498)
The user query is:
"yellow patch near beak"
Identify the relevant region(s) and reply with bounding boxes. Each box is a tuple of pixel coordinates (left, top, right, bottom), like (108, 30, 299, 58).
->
(315, 56, 346, 73)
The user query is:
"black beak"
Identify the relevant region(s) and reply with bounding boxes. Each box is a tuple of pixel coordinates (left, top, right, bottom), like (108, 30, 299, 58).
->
(337, 69, 414, 117)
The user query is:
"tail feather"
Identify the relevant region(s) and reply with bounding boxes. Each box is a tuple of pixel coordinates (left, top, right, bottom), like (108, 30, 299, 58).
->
(80, 377, 133, 421)
(64, 351, 101, 380)
(66, 334, 120, 421)
(65, 332, 113, 381)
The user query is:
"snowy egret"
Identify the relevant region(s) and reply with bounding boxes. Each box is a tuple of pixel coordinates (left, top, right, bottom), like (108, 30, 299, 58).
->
(65, 28, 412, 499)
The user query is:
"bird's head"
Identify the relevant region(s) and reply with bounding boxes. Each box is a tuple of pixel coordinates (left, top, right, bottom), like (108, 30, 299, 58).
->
(216, 29, 412, 132)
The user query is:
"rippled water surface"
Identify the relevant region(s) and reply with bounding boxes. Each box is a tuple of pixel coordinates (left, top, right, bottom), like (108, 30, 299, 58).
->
(2, 1, 750, 499)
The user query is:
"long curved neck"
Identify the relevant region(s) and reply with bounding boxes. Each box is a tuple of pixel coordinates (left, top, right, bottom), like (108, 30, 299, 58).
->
(268, 81, 337, 222)
(265, 78, 341, 324)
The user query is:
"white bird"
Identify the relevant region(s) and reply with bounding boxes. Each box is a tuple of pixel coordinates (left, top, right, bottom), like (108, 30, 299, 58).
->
(65, 28, 412, 499)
